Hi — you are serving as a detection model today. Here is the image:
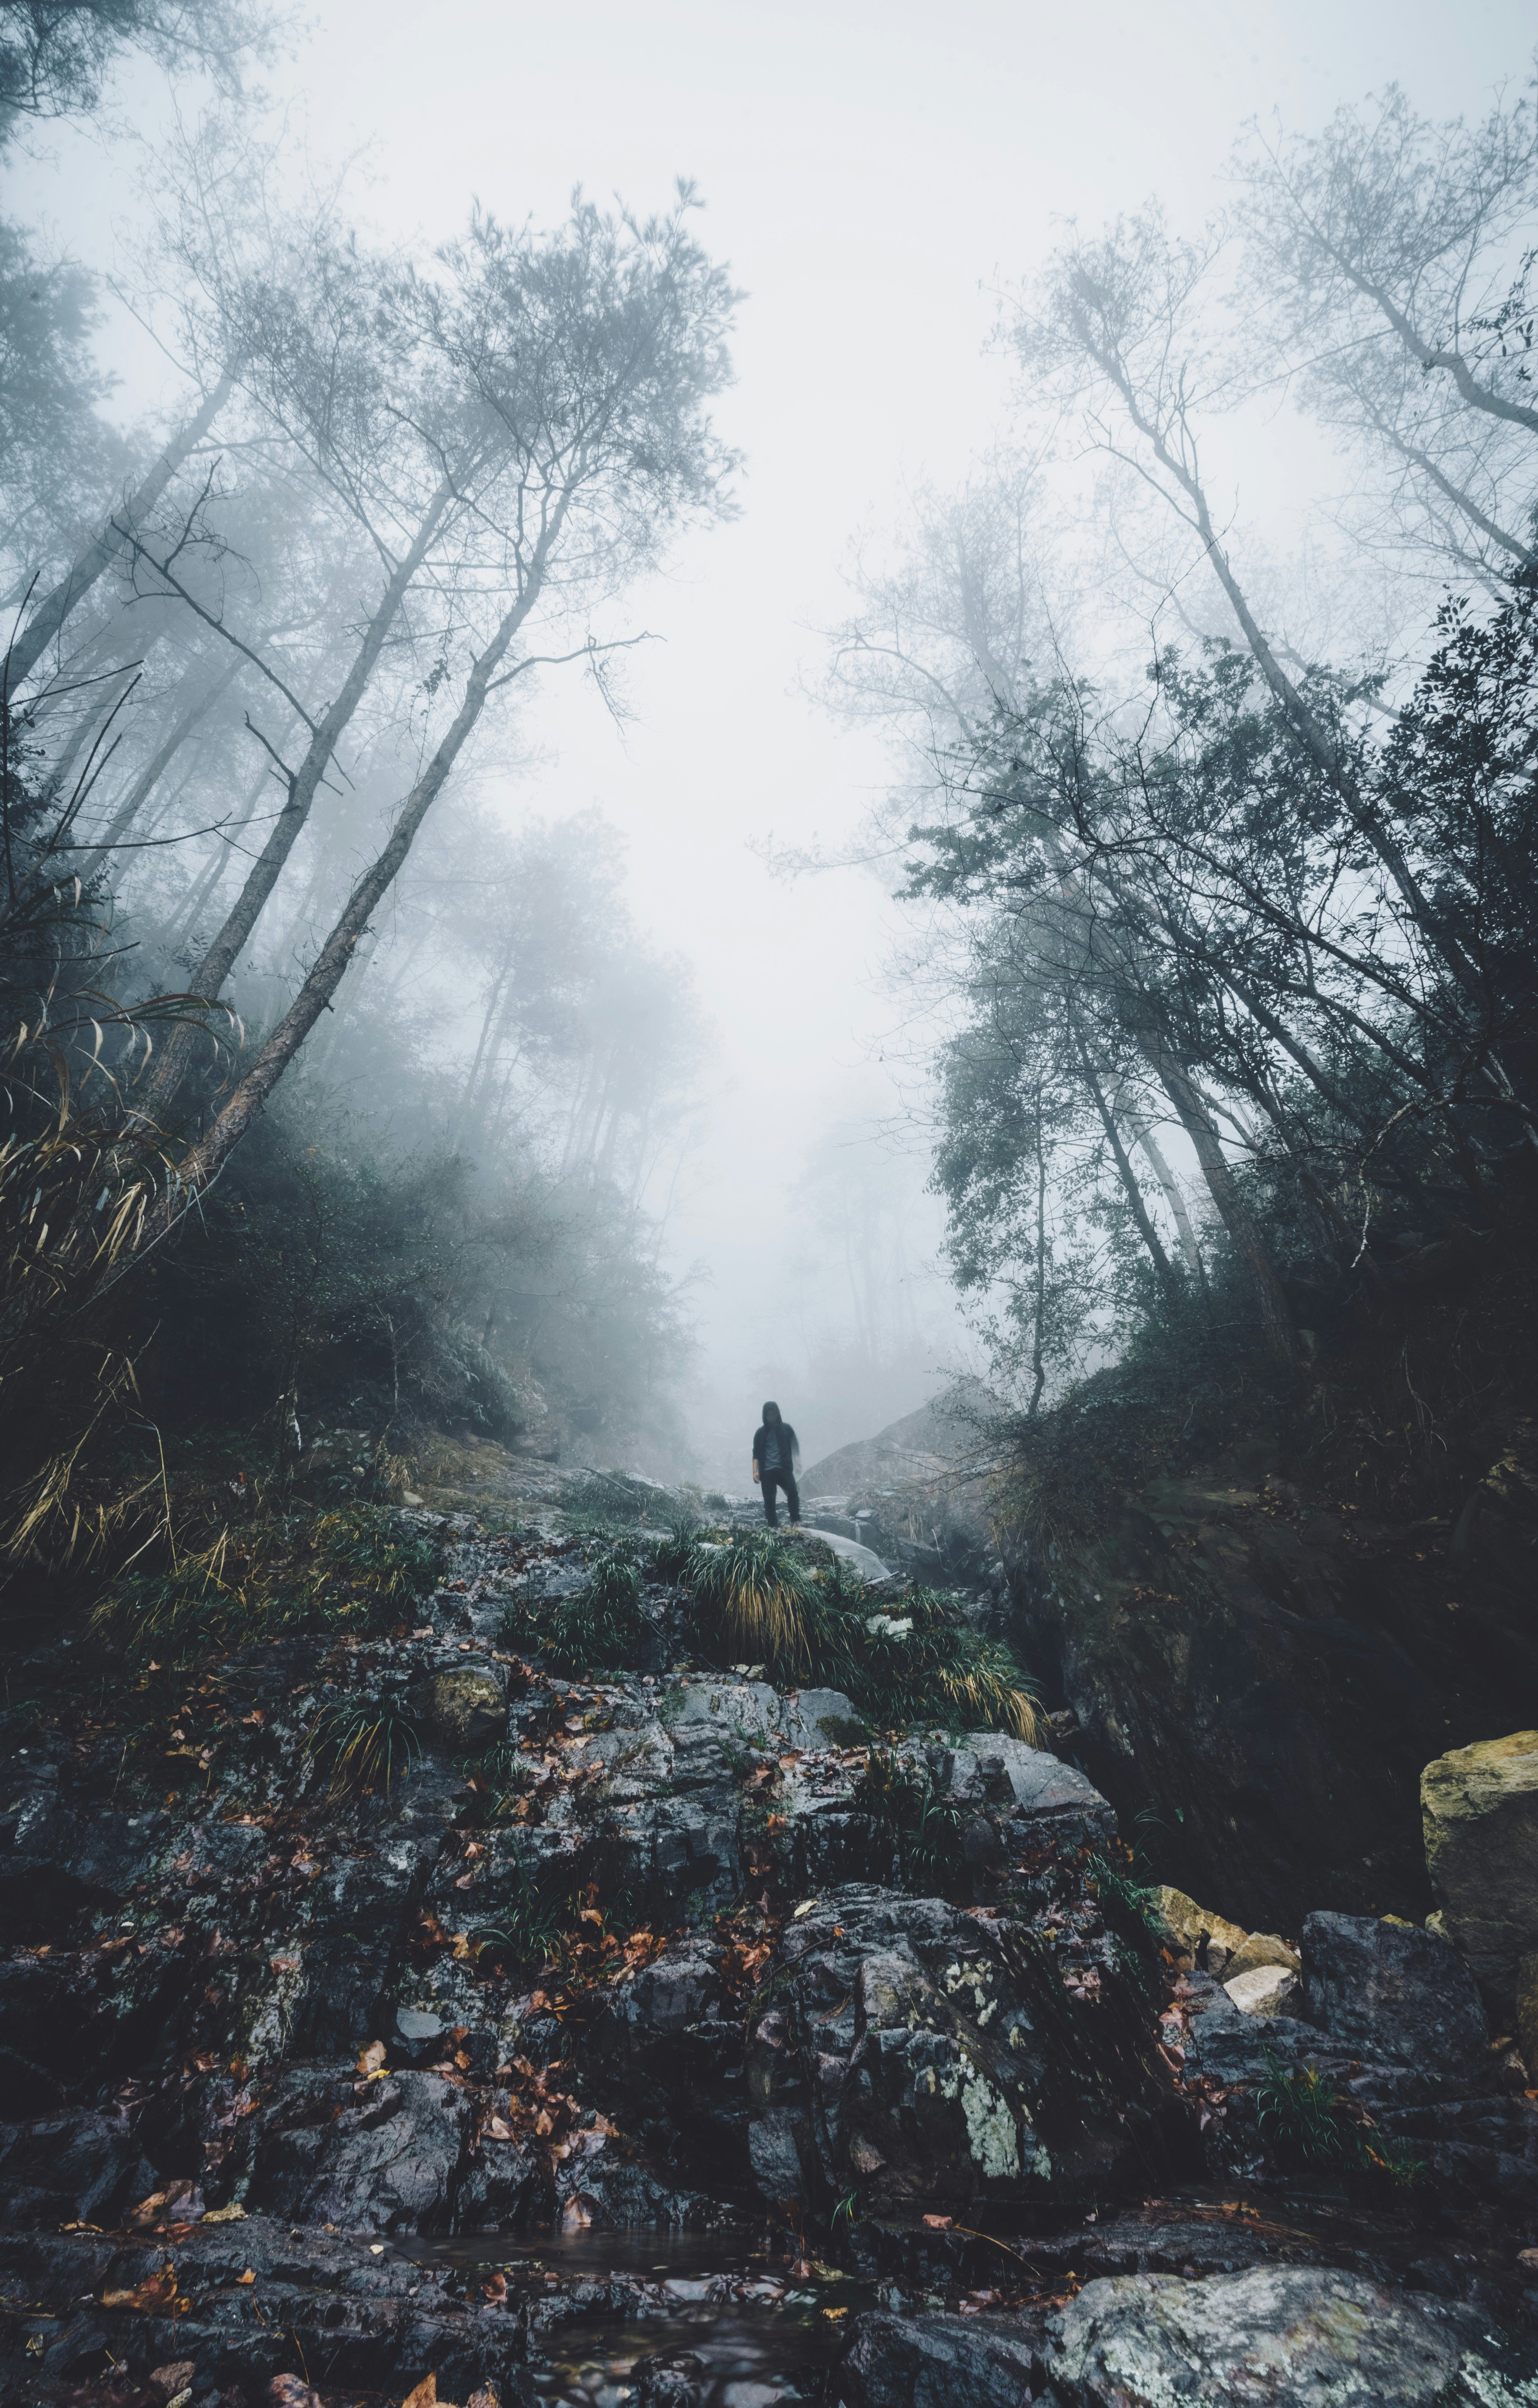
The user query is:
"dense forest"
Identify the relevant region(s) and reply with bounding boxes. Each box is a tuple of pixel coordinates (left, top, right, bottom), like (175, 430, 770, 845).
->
(828, 80, 1538, 1545)
(0, 2, 736, 1613)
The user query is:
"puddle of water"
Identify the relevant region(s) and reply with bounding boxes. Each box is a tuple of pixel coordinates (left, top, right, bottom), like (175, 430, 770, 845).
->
(404, 2231, 876, 2407)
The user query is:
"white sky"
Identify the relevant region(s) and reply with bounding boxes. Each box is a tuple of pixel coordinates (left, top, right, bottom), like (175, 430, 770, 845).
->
(8, 0, 1533, 1475)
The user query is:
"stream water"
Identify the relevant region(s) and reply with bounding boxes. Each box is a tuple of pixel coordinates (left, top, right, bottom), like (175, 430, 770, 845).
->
(404, 2231, 884, 2408)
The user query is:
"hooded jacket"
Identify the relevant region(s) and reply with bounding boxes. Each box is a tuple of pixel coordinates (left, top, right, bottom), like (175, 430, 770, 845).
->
(753, 1420, 800, 1477)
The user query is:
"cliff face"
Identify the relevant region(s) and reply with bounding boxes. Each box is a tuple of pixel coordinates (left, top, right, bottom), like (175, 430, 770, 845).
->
(1004, 1454, 1538, 1933)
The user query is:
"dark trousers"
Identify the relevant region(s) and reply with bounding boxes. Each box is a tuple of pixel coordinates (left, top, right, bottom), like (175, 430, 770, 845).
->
(761, 1468, 799, 1527)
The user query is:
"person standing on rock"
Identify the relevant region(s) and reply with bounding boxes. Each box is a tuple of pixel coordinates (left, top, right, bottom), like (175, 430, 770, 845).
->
(752, 1401, 801, 1527)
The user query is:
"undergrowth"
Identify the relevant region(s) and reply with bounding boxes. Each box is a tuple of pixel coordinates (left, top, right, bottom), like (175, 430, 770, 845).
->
(88, 1501, 440, 1663)
(502, 1540, 653, 1674)
(686, 1531, 1043, 1739)
(1257, 2056, 1426, 2193)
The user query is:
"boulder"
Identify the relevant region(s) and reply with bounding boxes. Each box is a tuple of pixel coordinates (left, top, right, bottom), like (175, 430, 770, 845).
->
(1302, 1911, 1488, 2074)
(1147, 1887, 1248, 1975)
(834, 2310, 1039, 2408)
(745, 1885, 1146, 2213)
(1045, 2265, 1516, 2405)
(1423, 1731, 1538, 2000)
(1224, 1964, 1302, 2018)
(1225, 1931, 1300, 1980)
(416, 1668, 507, 1753)
(246, 2068, 471, 2231)
(955, 1734, 1116, 1846)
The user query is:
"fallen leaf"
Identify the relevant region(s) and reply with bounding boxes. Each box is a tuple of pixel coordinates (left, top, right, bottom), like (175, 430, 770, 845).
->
(922, 2213, 953, 2229)
(792, 1900, 817, 1919)
(202, 2204, 246, 2224)
(236, 2268, 256, 2285)
(481, 2272, 508, 2302)
(358, 2040, 387, 2076)
(102, 2264, 178, 2313)
(401, 2379, 438, 2408)
(485, 2117, 513, 2140)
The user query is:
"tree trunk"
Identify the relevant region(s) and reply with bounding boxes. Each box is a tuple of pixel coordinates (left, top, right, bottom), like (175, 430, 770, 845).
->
(1142, 1039, 1299, 1365)
(145, 478, 456, 1106)
(7, 374, 235, 691)
(147, 550, 557, 1224)
(1074, 1032, 1181, 1297)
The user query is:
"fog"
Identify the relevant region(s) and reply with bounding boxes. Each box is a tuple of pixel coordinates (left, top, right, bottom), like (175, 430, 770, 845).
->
(3, 0, 1532, 1494)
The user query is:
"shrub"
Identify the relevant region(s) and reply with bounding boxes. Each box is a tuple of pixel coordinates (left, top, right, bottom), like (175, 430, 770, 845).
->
(503, 1540, 652, 1674)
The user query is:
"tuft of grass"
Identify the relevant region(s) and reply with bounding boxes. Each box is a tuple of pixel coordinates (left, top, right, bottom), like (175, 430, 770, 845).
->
(306, 1697, 422, 1794)
(683, 1535, 1043, 1740)
(645, 1506, 708, 1582)
(1257, 2056, 1425, 2193)
(687, 1529, 823, 1673)
(502, 1540, 652, 1674)
(846, 1586, 1044, 1741)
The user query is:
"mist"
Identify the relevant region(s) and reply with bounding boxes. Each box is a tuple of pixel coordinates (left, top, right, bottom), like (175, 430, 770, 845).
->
(2, 0, 1533, 1499)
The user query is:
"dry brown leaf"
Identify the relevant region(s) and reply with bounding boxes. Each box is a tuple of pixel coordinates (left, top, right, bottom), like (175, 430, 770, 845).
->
(401, 2378, 438, 2408)
(357, 2039, 387, 2075)
(101, 2263, 178, 2313)
(236, 2268, 256, 2285)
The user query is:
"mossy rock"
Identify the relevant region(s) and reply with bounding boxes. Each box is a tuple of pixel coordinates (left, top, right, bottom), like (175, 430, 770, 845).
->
(416, 1668, 507, 1752)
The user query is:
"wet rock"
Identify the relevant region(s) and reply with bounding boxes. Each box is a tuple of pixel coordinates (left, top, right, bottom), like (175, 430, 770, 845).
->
(1423, 1731, 1538, 2001)
(1223, 1964, 1302, 2018)
(587, 1934, 747, 2182)
(418, 1667, 508, 1752)
(834, 2310, 1039, 2408)
(1044, 2264, 1526, 2404)
(0, 2217, 537, 2405)
(780, 1688, 866, 1751)
(1302, 1911, 1489, 2072)
(1518, 1951, 1538, 2079)
(1147, 1886, 1248, 1975)
(0, 2107, 156, 2229)
(245, 2066, 471, 2231)
(746, 1886, 1150, 2214)
(633, 2349, 708, 2408)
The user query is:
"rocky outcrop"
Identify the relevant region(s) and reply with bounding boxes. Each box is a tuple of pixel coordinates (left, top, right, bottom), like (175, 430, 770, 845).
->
(746, 1883, 1164, 2216)
(1043, 2266, 1532, 2406)
(7, 1493, 1538, 2407)
(1423, 1730, 1538, 2001)
(1302, 1910, 1489, 2072)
